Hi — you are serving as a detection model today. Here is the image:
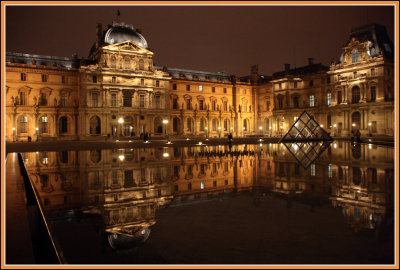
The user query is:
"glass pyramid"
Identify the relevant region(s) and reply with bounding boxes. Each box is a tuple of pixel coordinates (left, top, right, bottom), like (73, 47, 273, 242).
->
(279, 111, 333, 142)
(283, 141, 331, 169)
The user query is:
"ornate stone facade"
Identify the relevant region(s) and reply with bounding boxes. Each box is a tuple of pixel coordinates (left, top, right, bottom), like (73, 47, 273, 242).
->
(5, 22, 394, 141)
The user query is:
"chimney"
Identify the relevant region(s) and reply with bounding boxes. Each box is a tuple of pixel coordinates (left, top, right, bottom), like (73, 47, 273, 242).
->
(308, 58, 314, 65)
(95, 23, 102, 49)
(284, 64, 290, 72)
(250, 64, 259, 84)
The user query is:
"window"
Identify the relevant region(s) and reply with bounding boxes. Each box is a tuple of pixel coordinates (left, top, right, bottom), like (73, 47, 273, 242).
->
(327, 93, 331, 106)
(91, 92, 98, 107)
(327, 77, 330, 84)
(212, 119, 217, 131)
(294, 81, 298, 88)
(139, 59, 144, 70)
(200, 118, 205, 131)
(155, 95, 161, 109)
(19, 116, 28, 133)
(60, 93, 67, 107)
(309, 80, 314, 87)
(139, 94, 145, 108)
(223, 101, 228, 111)
(39, 93, 47, 106)
(352, 86, 360, 104)
(156, 80, 160, 87)
(92, 76, 97, 83)
(278, 96, 283, 109)
(370, 86, 376, 101)
(199, 85, 203, 92)
(123, 91, 132, 107)
(42, 74, 47, 82)
(173, 98, 178, 110)
(243, 89, 246, 94)
(112, 77, 116, 83)
(337, 91, 342, 104)
(141, 79, 144, 85)
(124, 58, 130, 69)
(352, 50, 358, 63)
(173, 84, 177, 90)
(224, 119, 229, 131)
(223, 88, 227, 93)
(293, 96, 299, 108)
(41, 116, 48, 133)
(61, 151, 68, 163)
(62, 76, 66, 84)
(310, 163, 315, 176)
(327, 115, 332, 128)
(266, 101, 270, 111)
(21, 73, 26, 81)
(19, 92, 26, 105)
(371, 68, 375, 76)
(111, 93, 117, 107)
(212, 100, 216, 111)
(309, 95, 315, 107)
(186, 118, 192, 131)
(188, 183, 192, 190)
(200, 182, 205, 189)
(186, 99, 192, 110)
(199, 100, 204, 110)
(212, 87, 215, 93)
(60, 116, 68, 133)
(328, 164, 332, 178)
(243, 119, 248, 131)
(353, 72, 357, 79)
(186, 85, 190, 91)
(242, 101, 247, 112)
(279, 83, 282, 90)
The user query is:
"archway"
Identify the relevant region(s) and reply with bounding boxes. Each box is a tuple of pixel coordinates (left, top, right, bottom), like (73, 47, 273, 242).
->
(90, 116, 101, 135)
(154, 117, 163, 134)
(173, 117, 180, 134)
(123, 116, 134, 136)
(39, 115, 49, 134)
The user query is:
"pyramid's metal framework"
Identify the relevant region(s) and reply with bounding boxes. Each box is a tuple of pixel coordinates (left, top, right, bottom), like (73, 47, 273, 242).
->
(279, 111, 333, 143)
(283, 141, 331, 169)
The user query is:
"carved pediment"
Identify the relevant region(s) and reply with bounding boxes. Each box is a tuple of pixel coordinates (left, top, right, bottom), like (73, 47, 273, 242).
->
(103, 41, 153, 55)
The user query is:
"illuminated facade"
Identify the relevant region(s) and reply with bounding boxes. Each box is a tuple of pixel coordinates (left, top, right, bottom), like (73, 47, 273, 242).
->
(5, 22, 394, 141)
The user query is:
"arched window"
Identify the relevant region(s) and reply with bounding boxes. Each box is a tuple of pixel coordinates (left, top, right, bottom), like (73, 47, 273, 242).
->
(352, 86, 360, 103)
(212, 119, 218, 131)
(200, 118, 206, 131)
(90, 150, 101, 163)
(139, 59, 144, 70)
(90, 116, 101, 135)
(154, 117, 163, 134)
(60, 116, 68, 133)
(243, 119, 248, 131)
(186, 118, 193, 132)
(224, 119, 230, 131)
(123, 116, 134, 136)
(352, 50, 358, 63)
(173, 117, 180, 133)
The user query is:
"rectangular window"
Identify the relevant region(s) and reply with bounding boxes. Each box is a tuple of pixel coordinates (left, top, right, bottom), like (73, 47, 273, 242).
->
(92, 76, 97, 83)
(186, 99, 192, 110)
(173, 84, 177, 90)
(156, 80, 160, 87)
(199, 100, 204, 110)
(155, 96, 161, 108)
(21, 73, 26, 81)
(212, 100, 216, 111)
(61, 151, 68, 163)
(188, 183, 192, 190)
(327, 93, 331, 106)
(370, 86, 376, 101)
(310, 163, 315, 176)
(327, 77, 330, 84)
(199, 85, 203, 92)
(353, 72, 357, 79)
(123, 92, 132, 107)
(42, 74, 47, 82)
(60, 93, 67, 107)
(279, 83, 282, 90)
(186, 85, 190, 91)
(243, 89, 246, 94)
(20, 116, 27, 133)
(309, 80, 314, 87)
(294, 81, 298, 88)
(371, 68, 375, 76)
(200, 182, 205, 189)
(141, 79, 144, 85)
(19, 92, 26, 105)
(309, 95, 314, 107)
(328, 164, 332, 178)
(293, 97, 299, 108)
(40, 93, 47, 106)
(112, 76, 116, 83)
(92, 92, 98, 107)
(41, 116, 48, 133)
(223, 88, 227, 93)
(62, 76, 66, 84)
(212, 87, 215, 93)
(337, 91, 342, 104)
(173, 98, 178, 110)
(111, 93, 117, 107)
(223, 101, 228, 111)
(140, 94, 145, 107)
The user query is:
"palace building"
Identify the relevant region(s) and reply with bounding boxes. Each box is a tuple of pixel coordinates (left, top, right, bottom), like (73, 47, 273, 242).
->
(5, 22, 394, 142)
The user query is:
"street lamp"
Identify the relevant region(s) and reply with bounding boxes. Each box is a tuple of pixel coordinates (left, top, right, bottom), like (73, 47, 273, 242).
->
(218, 126, 221, 138)
(35, 127, 39, 141)
(205, 127, 209, 140)
(162, 119, 169, 139)
(368, 122, 372, 136)
(12, 127, 15, 142)
(118, 117, 124, 137)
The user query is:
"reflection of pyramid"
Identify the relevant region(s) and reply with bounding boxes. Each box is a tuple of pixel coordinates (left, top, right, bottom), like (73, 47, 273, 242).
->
(279, 111, 333, 142)
(283, 141, 331, 169)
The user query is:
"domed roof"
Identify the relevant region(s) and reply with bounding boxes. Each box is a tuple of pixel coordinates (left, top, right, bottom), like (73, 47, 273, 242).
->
(104, 22, 148, 49)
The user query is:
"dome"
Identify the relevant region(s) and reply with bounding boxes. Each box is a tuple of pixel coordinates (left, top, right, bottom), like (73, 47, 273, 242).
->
(104, 22, 148, 49)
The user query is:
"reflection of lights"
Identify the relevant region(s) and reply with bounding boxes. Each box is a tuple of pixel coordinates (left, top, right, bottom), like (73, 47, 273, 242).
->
(167, 140, 172, 144)
(163, 152, 170, 157)
(352, 123, 356, 127)
(259, 126, 263, 130)
(145, 140, 149, 143)
(259, 143, 263, 147)
(198, 141, 203, 145)
(368, 139, 372, 142)
(186, 138, 190, 140)
(259, 139, 263, 142)
(118, 118, 124, 124)
(293, 144, 298, 151)
(333, 124, 336, 127)
(368, 122, 372, 126)
(12, 127, 15, 131)
(116, 140, 119, 142)
(205, 138, 209, 141)
(118, 155, 125, 161)
(368, 144, 372, 149)
(334, 143, 337, 148)
(162, 119, 169, 124)
(320, 124, 323, 128)
(128, 140, 132, 142)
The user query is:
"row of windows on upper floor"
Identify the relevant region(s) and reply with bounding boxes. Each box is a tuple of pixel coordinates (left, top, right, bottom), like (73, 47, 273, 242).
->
(19, 73, 68, 84)
(12, 92, 71, 107)
(170, 98, 251, 112)
(172, 84, 237, 94)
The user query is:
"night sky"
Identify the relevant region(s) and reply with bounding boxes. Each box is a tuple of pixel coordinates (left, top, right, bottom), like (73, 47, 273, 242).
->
(5, 4, 395, 76)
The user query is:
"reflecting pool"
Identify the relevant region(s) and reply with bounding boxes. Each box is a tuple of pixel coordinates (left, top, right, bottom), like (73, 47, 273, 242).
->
(21, 142, 394, 264)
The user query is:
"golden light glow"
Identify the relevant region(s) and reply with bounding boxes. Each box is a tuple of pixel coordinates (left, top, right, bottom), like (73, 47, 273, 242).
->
(118, 118, 124, 124)
(118, 155, 125, 161)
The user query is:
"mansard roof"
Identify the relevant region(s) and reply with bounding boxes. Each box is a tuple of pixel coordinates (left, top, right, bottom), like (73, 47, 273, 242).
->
(6, 52, 80, 69)
(272, 63, 329, 80)
(156, 66, 233, 83)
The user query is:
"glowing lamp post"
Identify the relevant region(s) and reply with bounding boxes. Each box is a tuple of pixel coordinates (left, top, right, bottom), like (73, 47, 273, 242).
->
(12, 127, 16, 142)
(205, 127, 209, 140)
(218, 126, 221, 138)
(35, 127, 39, 141)
(118, 117, 124, 137)
(162, 119, 169, 139)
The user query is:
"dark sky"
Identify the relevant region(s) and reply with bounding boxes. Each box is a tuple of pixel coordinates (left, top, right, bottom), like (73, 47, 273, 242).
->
(5, 5, 395, 76)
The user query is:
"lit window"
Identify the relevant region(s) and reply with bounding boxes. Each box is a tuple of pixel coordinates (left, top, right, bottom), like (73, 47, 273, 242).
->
(140, 95, 145, 107)
(352, 50, 358, 63)
(200, 182, 205, 189)
(327, 93, 331, 106)
(156, 80, 160, 87)
(310, 163, 315, 176)
(199, 85, 203, 92)
(328, 164, 332, 178)
(309, 95, 314, 107)
(41, 116, 48, 133)
(21, 73, 27, 81)
(111, 93, 117, 107)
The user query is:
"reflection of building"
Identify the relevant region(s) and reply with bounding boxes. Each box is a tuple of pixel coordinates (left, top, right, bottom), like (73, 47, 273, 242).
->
(5, 22, 394, 141)
(24, 140, 394, 233)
